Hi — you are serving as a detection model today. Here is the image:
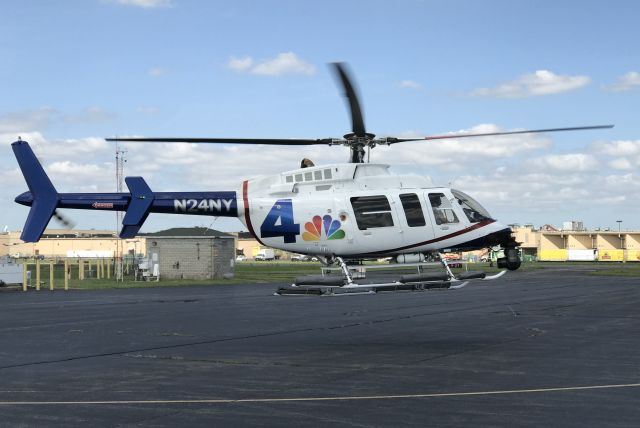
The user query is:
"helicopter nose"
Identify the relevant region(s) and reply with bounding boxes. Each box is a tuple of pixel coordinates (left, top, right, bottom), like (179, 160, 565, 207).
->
(15, 191, 33, 206)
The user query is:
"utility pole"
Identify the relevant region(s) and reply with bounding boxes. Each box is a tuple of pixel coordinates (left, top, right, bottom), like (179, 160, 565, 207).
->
(115, 142, 127, 281)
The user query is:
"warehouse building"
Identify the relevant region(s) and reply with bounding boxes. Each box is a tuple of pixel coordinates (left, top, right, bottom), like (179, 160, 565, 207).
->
(511, 224, 640, 262)
(0, 229, 144, 258)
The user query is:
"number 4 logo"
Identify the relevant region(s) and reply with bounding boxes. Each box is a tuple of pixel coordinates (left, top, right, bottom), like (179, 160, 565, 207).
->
(260, 199, 300, 243)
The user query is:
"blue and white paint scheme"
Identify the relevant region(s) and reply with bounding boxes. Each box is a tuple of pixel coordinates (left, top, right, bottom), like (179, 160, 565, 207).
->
(12, 139, 517, 267)
(241, 162, 513, 258)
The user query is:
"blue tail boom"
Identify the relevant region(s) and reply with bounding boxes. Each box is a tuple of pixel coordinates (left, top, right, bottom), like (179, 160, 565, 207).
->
(13, 140, 239, 242)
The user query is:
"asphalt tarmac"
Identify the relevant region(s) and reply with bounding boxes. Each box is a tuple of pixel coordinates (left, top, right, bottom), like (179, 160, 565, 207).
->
(0, 267, 639, 427)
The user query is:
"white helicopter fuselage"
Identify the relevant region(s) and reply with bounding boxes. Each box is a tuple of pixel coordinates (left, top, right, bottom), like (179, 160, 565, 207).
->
(238, 162, 511, 258)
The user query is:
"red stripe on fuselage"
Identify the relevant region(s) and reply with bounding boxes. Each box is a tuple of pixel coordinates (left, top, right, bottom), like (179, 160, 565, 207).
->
(242, 180, 266, 246)
(357, 219, 498, 257)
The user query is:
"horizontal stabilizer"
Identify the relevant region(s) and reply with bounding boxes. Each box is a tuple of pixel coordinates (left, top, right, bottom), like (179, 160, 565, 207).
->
(120, 176, 154, 238)
(20, 199, 58, 243)
(12, 141, 59, 242)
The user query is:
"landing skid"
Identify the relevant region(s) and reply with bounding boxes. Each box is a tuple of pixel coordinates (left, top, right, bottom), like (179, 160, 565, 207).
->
(275, 255, 506, 297)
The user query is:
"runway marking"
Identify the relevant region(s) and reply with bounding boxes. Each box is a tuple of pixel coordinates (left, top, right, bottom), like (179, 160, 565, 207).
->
(0, 382, 639, 405)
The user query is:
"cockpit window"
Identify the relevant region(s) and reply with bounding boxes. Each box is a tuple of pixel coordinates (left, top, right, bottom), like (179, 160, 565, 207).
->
(452, 189, 492, 223)
(428, 193, 459, 225)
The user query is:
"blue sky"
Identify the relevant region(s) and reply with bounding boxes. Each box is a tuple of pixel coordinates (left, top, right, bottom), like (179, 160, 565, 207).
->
(1, 0, 639, 233)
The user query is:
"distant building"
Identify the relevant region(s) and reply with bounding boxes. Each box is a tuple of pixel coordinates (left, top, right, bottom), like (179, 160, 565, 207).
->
(510, 224, 640, 262)
(0, 229, 144, 258)
(562, 221, 585, 231)
(233, 231, 291, 260)
(144, 228, 236, 280)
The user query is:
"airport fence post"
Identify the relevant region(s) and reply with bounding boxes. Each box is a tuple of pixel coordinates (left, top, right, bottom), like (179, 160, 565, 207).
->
(79, 258, 84, 280)
(64, 259, 69, 291)
(22, 263, 28, 292)
(36, 259, 41, 291)
(107, 258, 111, 279)
(49, 262, 54, 291)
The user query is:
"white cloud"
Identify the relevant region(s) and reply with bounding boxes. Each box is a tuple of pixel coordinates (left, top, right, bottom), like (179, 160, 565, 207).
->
(604, 173, 640, 187)
(226, 52, 315, 76)
(608, 158, 632, 170)
(530, 153, 599, 172)
(109, 0, 172, 8)
(2, 134, 111, 161)
(0, 167, 22, 187)
(17, 158, 116, 193)
(399, 80, 423, 89)
(593, 140, 640, 157)
(1, 131, 48, 147)
(376, 123, 551, 167)
(227, 56, 254, 72)
(471, 70, 591, 98)
(605, 71, 640, 92)
(60, 137, 110, 154)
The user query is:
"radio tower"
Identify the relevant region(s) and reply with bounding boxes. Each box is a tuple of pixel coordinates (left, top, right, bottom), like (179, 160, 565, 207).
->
(115, 142, 127, 281)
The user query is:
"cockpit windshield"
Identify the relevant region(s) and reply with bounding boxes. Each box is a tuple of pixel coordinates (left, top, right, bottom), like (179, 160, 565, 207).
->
(451, 189, 492, 223)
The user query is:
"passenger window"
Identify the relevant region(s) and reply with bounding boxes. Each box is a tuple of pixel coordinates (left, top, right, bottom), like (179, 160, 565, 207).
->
(295, 174, 303, 182)
(350, 196, 394, 230)
(399, 193, 426, 227)
(324, 169, 332, 179)
(428, 193, 459, 225)
(314, 170, 322, 180)
(285, 176, 293, 183)
(304, 172, 312, 181)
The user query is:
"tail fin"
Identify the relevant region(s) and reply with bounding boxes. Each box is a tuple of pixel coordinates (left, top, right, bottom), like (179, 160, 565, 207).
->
(120, 176, 154, 238)
(12, 141, 59, 242)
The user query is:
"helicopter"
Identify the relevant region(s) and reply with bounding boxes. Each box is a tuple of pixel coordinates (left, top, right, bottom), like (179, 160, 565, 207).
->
(12, 63, 612, 294)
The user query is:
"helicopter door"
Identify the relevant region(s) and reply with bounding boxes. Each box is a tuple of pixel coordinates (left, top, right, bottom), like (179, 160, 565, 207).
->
(397, 192, 435, 245)
(349, 194, 404, 252)
(424, 192, 466, 242)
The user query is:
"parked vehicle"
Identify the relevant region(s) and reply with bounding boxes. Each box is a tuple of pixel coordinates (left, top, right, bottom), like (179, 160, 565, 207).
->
(235, 255, 246, 262)
(0, 258, 23, 286)
(291, 254, 318, 262)
(254, 249, 275, 261)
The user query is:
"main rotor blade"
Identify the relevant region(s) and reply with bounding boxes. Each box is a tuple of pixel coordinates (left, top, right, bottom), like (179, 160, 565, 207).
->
(390, 125, 614, 143)
(106, 137, 334, 145)
(331, 62, 367, 137)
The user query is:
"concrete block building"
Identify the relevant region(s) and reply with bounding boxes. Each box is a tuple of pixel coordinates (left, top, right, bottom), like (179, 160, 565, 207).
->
(145, 232, 235, 280)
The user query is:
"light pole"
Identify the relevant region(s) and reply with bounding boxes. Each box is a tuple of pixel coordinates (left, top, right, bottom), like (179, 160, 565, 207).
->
(616, 220, 624, 255)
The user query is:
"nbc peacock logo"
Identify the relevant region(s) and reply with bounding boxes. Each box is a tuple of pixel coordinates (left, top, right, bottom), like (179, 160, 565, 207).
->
(302, 215, 345, 241)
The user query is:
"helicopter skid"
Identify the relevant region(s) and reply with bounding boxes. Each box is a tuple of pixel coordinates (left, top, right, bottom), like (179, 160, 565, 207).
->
(275, 281, 458, 297)
(275, 269, 506, 296)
